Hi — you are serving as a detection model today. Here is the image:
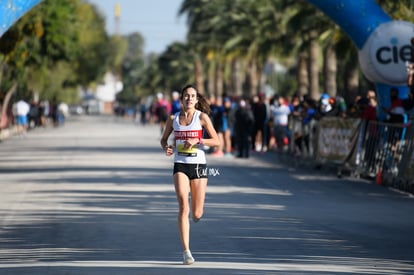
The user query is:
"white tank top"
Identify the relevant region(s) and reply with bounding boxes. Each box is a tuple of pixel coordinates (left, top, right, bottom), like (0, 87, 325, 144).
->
(173, 110, 206, 164)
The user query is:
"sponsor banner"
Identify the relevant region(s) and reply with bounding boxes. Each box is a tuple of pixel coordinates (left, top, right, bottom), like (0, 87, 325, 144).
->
(316, 117, 361, 163)
(359, 21, 414, 85)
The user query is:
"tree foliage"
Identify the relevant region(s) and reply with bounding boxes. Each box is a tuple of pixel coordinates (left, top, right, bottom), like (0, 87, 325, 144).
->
(0, 0, 111, 104)
(2, 0, 414, 107)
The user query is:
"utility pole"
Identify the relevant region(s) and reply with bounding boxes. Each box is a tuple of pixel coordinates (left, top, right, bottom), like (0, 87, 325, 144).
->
(114, 3, 121, 36)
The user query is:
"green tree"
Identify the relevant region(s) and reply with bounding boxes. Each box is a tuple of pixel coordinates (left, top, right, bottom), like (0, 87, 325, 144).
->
(0, 0, 110, 104)
(75, 1, 111, 87)
(179, 0, 286, 98)
(116, 33, 145, 105)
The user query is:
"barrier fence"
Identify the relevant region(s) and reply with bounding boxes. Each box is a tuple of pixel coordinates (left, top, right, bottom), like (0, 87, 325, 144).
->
(287, 115, 414, 193)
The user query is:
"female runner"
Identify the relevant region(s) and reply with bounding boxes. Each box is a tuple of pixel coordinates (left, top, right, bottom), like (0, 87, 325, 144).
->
(160, 84, 220, 265)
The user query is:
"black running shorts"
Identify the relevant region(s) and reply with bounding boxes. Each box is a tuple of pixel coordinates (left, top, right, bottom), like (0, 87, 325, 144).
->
(173, 163, 208, 180)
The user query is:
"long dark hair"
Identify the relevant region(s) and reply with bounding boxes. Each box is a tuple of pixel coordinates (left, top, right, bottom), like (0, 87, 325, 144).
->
(181, 84, 211, 115)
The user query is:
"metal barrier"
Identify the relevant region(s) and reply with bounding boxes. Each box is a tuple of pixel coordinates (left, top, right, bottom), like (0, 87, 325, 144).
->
(288, 115, 318, 158)
(356, 120, 414, 191)
(286, 114, 414, 193)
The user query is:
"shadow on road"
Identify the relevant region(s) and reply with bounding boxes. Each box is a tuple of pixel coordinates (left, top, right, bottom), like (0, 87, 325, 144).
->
(0, 117, 413, 274)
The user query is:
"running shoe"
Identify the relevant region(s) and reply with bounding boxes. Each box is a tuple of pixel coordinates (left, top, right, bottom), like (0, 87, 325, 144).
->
(183, 250, 195, 265)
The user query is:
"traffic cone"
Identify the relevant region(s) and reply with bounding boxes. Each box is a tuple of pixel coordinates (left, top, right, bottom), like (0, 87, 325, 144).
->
(375, 169, 383, 185)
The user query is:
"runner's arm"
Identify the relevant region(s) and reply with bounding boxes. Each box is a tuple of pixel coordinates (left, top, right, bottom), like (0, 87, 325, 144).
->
(160, 115, 174, 150)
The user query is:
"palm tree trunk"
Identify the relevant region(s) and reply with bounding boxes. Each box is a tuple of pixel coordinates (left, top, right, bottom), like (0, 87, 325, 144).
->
(231, 58, 243, 97)
(247, 57, 259, 97)
(323, 44, 337, 97)
(207, 60, 215, 96)
(297, 53, 308, 97)
(344, 64, 359, 104)
(1, 83, 17, 128)
(308, 31, 320, 100)
(215, 60, 223, 98)
(194, 56, 205, 95)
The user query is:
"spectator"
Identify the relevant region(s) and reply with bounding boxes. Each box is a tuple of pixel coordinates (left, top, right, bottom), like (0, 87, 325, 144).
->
(289, 94, 304, 153)
(270, 95, 291, 151)
(251, 93, 268, 152)
(138, 98, 148, 126)
(235, 99, 254, 158)
(289, 93, 302, 114)
(336, 96, 347, 117)
(295, 99, 316, 156)
(360, 96, 378, 168)
(317, 93, 340, 118)
(222, 97, 234, 157)
(15, 99, 30, 136)
(210, 96, 225, 157)
(57, 102, 69, 126)
(367, 90, 377, 108)
(28, 101, 40, 129)
(382, 87, 405, 123)
(403, 88, 414, 118)
(358, 97, 377, 121)
(171, 91, 181, 115)
(39, 100, 49, 127)
(155, 92, 171, 134)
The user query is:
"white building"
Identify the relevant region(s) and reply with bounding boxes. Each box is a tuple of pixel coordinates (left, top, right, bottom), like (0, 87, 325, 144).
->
(95, 72, 123, 114)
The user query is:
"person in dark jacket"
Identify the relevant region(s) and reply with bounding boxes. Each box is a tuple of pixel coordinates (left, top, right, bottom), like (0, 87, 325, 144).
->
(235, 99, 254, 158)
(251, 93, 268, 152)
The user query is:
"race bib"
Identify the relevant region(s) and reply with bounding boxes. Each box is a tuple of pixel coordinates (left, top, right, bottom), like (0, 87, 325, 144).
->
(177, 143, 197, 157)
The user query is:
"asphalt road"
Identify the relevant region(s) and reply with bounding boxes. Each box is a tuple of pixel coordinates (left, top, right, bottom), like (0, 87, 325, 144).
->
(0, 115, 413, 275)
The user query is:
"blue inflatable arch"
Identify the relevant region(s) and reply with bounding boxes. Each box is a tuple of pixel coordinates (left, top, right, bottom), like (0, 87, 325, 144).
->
(307, 0, 391, 49)
(1, 0, 413, 120)
(308, 0, 414, 119)
(0, 0, 43, 37)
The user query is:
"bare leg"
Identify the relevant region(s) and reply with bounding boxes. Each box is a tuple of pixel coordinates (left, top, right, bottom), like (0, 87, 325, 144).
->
(190, 178, 207, 221)
(214, 132, 224, 155)
(223, 129, 232, 154)
(174, 172, 191, 251)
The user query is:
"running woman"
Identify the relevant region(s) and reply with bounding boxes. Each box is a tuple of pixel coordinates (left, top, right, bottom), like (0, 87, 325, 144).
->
(160, 84, 220, 265)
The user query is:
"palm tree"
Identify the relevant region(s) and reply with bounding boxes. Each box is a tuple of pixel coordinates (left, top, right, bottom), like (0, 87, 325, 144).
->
(284, 1, 339, 100)
(228, 0, 285, 97)
(158, 42, 197, 91)
(179, 0, 218, 96)
(179, 0, 286, 98)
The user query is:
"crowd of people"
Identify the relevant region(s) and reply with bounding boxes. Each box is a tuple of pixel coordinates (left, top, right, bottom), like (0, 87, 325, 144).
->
(0, 99, 70, 138)
(140, 86, 414, 159)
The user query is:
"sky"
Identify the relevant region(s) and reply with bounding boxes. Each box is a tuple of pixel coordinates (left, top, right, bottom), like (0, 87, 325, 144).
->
(86, 0, 188, 54)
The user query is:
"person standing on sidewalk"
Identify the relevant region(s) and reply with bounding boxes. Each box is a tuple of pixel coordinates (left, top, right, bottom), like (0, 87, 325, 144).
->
(15, 99, 30, 136)
(160, 84, 220, 265)
(234, 99, 254, 158)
